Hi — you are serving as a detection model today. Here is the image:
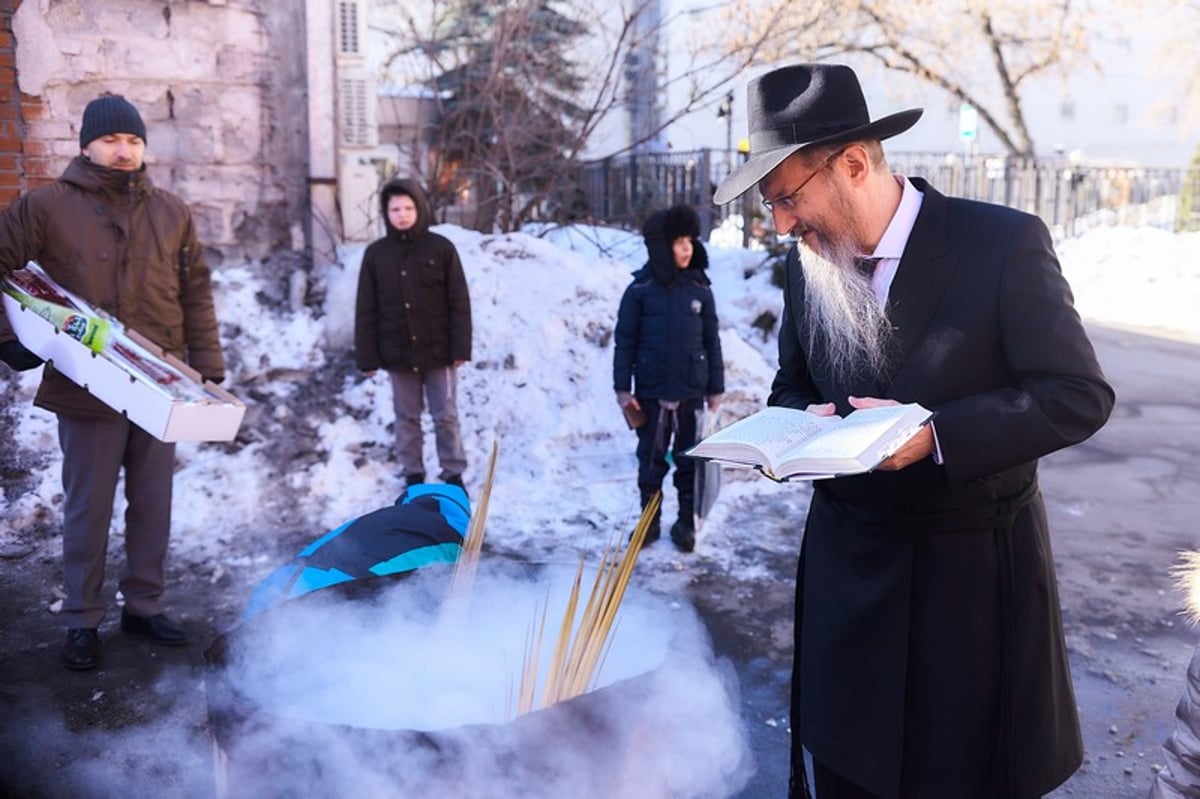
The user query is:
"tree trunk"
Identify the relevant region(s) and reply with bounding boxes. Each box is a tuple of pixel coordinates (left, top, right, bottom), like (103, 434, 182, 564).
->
(471, 174, 499, 233)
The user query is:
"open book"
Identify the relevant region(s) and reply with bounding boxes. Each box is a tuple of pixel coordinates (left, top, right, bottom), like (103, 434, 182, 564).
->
(685, 403, 933, 481)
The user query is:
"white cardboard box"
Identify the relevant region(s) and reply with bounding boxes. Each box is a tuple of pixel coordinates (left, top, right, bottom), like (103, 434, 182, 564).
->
(3, 291, 245, 443)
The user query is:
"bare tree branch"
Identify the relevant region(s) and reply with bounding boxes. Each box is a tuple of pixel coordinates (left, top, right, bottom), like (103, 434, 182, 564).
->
(714, 0, 1110, 157)
(370, 0, 786, 231)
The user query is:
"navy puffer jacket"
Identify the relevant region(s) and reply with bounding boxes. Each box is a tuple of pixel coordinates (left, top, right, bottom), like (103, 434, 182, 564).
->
(612, 206, 724, 401)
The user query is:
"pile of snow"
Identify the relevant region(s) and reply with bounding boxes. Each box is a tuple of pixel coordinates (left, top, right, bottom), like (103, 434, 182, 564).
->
(2, 221, 1197, 602)
(1059, 227, 1200, 341)
(0, 221, 784, 597)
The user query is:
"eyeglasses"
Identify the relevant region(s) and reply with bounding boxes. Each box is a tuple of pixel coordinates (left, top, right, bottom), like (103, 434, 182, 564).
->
(761, 148, 845, 212)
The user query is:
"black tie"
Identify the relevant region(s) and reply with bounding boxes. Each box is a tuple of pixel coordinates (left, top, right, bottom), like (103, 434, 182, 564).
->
(855, 257, 882, 277)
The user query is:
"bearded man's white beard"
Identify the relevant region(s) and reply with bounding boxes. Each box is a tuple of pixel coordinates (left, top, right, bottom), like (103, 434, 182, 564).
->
(797, 240, 893, 384)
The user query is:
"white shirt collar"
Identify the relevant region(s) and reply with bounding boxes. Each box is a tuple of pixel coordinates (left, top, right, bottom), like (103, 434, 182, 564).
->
(865, 176, 924, 307)
(871, 175, 923, 261)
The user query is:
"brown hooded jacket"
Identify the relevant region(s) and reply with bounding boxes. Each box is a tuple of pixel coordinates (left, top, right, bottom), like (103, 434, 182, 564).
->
(0, 155, 224, 419)
(354, 178, 471, 373)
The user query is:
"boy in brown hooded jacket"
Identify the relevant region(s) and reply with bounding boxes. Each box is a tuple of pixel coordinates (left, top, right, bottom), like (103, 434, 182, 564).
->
(354, 179, 471, 489)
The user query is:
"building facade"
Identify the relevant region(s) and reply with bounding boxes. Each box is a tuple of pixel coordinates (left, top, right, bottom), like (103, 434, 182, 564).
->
(2, 0, 316, 267)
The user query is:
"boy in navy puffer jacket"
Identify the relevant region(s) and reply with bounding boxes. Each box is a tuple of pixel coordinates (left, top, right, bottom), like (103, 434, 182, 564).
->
(613, 205, 724, 552)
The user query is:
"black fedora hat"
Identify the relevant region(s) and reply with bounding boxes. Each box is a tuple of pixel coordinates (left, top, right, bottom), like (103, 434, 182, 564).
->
(713, 63, 922, 205)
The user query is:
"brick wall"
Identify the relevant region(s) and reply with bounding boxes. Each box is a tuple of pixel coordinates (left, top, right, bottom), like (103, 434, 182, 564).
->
(0, 1, 312, 263)
(0, 0, 49, 210)
(0, 0, 22, 208)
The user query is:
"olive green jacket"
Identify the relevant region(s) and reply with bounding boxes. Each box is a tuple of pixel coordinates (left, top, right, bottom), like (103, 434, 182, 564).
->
(0, 156, 224, 419)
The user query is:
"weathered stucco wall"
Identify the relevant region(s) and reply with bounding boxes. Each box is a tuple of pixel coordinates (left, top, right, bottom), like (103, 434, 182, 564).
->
(10, 0, 310, 265)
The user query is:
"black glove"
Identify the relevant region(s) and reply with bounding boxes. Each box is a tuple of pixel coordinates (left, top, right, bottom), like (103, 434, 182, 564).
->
(0, 339, 44, 371)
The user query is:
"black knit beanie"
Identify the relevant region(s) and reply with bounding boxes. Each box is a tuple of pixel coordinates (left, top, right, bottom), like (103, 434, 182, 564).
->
(79, 95, 147, 148)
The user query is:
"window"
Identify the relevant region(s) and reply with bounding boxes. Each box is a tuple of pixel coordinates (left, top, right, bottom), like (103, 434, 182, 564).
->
(339, 77, 370, 146)
(338, 1, 360, 55)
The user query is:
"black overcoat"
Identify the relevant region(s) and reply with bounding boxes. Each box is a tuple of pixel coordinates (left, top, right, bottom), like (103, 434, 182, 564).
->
(771, 179, 1115, 798)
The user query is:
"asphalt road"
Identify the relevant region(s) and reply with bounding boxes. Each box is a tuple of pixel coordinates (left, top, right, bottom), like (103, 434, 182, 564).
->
(1043, 325, 1200, 798)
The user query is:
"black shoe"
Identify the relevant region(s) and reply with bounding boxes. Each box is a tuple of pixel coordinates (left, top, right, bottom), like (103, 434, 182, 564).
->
(670, 520, 695, 553)
(443, 474, 465, 489)
(404, 472, 426, 489)
(62, 628, 99, 671)
(121, 610, 188, 647)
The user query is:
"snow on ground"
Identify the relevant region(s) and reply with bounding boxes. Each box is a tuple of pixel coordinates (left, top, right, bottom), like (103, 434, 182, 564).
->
(3, 220, 1198, 603)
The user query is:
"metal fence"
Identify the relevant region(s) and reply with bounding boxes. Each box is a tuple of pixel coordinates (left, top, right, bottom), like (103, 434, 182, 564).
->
(575, 149, 722, 234)
(574, 148, 1200, 242)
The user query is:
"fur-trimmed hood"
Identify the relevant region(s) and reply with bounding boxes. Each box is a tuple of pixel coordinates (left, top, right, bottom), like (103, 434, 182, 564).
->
(640, 204, 709, 286)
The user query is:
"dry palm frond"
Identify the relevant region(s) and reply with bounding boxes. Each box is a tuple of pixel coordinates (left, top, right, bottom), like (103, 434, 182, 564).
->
(449, 440, 498, 598)
(505, 669, 516, 722)
(516, 596, 550, 718)
(1171, 550, 1200, 624)
(519, 492, 660, 713)
(538, 557, 587, 708)
(562, 496, 654, 697)
(557, 537, 620, 692)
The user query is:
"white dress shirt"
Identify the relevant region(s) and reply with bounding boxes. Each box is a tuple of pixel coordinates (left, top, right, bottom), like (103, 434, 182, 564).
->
(865, 175, 924, 308)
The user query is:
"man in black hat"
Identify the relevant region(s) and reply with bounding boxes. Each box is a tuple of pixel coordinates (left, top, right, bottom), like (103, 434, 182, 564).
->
(715, 64, 1114, 798)
(0, 94, 225, 670)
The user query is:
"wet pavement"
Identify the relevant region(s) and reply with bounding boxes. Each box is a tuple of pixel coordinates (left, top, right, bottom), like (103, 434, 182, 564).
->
(1, 321, 1198, 798)
(1044, 325, 1200, 798)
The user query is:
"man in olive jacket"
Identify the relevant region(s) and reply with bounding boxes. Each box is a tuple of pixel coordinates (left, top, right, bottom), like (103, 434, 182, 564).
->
(355, 178, 471, 489)
(715, 65, 1114, 798)
(0, 95, 225, 670)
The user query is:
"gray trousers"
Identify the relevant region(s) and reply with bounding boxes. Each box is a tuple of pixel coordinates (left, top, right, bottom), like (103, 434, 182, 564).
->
(58, 414, 175, 629)
(388, 366, 467, 478)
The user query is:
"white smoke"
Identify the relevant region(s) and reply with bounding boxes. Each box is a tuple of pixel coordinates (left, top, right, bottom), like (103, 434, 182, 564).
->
(211, 561, 753, 798)
(0, 678, 220, 798)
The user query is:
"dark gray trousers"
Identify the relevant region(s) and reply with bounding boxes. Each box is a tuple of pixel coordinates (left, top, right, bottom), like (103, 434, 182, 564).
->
(58, 415, 175, 629)
(388, 366, 467, 478)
